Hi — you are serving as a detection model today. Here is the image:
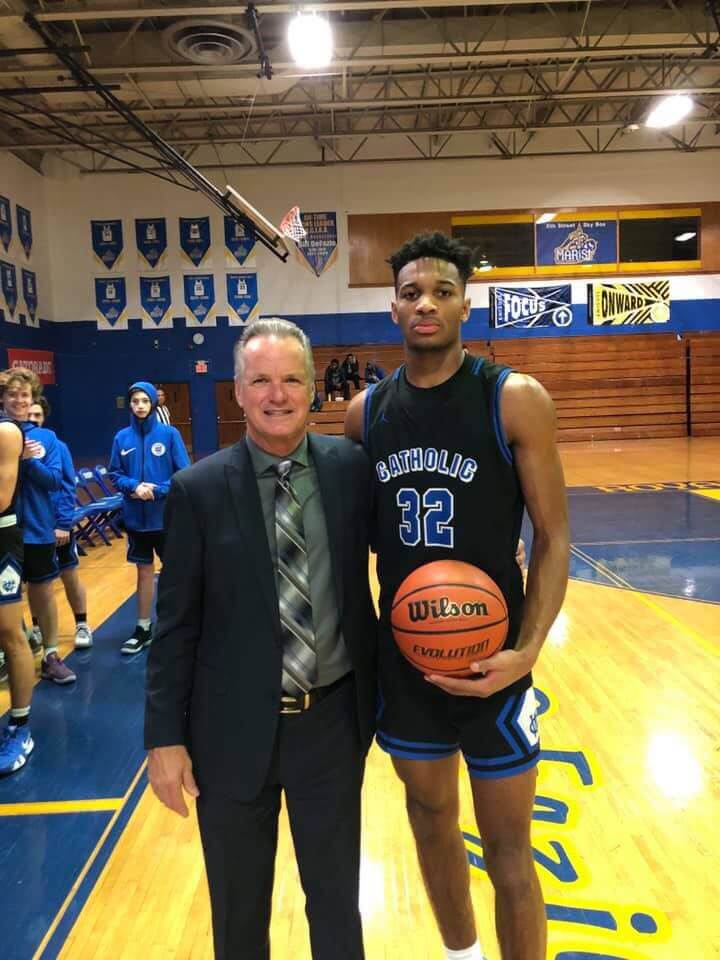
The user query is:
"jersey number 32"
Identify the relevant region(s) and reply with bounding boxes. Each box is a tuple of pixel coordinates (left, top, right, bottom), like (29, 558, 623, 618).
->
(397, 488, 454, 548)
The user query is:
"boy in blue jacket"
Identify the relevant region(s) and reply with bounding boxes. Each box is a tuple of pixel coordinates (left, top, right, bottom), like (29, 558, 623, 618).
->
(3, 368, 75, 685)
(28, 398, 93, 650)
(109, 381, 190, 655)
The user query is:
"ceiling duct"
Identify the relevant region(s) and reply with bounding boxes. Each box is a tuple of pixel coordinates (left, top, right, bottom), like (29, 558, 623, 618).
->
(162, 19, 257, 66)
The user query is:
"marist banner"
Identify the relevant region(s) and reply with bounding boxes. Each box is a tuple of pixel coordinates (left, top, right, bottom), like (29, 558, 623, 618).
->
(536, 217, 616, 269)
(588, 280, 670, 325)
(490, 284, 573, 329)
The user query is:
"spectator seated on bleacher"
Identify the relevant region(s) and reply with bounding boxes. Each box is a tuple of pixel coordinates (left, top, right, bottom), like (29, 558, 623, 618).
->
(341, 354, 361, 392)
(364, 360, 386, 383)
(324, 358, 350, 401)
(310, 386, 324, 412)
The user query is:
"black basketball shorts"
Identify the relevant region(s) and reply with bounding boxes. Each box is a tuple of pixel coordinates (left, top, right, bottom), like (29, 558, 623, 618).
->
(126, 529, 165, 565)
(376, 632, 540, 779)
(0, 524, 24, 605)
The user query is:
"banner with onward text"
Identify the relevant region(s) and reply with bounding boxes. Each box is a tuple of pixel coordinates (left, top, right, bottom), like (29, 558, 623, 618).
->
(588, 280, 670, 325)
(490, 284, 573, 329)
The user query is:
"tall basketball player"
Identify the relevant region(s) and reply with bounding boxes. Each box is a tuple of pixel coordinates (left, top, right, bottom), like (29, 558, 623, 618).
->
(346, 232, 570, 960)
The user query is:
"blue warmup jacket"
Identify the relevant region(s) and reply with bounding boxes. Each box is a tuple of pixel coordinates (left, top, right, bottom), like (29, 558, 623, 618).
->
(19, 422, 63, 544)
(109, 381, 190, 532)
(53, 441, 77, 532)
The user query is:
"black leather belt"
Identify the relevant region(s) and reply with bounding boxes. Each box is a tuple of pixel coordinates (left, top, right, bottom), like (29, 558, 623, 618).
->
(279, 672, 352, 715)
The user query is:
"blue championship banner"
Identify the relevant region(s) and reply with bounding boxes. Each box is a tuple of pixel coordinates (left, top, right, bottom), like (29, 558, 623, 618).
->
(180, 217, 211, 267)
(225, 214, 256, 265)
(490, 284, 573, 329)
(183, 273, 215, 325)
(588, 280, 670, 325)
(140, 276, 172, 327)
(295, 211, 338, 277)
(94, 277, 127, 328)
(0, 196, 11, 253)
(91, 220, 124, 269)
(0, 260, 18, 318)
(21, 268, 38, 325)
(226, 271, 259, 325)
(16, 205, 32, 259)
(537, 219, 616, 267)
(136, 218, 167, 269)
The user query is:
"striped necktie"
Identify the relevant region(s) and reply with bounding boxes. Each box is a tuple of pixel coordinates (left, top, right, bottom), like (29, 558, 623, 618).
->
(274, 459, 317, 694)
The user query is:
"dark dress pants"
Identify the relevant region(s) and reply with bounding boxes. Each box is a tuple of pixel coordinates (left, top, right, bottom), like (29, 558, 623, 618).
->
(196, 677, 366, 960)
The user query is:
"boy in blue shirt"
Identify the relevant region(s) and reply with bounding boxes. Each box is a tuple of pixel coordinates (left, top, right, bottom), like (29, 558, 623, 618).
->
(27, 398, 92, 650)
(109, 382, 190, 655)
(3, 368, 75, 685)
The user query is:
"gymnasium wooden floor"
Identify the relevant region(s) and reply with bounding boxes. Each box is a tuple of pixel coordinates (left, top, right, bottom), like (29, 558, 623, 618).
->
(1, 437, 718, 960)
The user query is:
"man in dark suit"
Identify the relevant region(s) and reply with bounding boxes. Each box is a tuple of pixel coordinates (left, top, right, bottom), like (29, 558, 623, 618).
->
(145, 318, 377, 960)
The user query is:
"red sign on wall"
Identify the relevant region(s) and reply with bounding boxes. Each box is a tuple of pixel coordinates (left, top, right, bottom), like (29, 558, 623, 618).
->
(6, 348, 56, 385)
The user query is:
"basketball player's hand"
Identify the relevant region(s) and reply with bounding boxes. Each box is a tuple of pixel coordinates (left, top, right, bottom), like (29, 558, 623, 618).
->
(55, 528, 70, 546)
(148, 745, 199, 818)
(425, 647, 535, 698)
(22, 440, 43, 460)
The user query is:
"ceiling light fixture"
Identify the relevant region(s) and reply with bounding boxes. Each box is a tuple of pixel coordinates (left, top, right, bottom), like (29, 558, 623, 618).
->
(536, 213, 556, 224)
(288, 11, 333, 69)
(674, 232, 697, 242)
(645, 94, 694, 129)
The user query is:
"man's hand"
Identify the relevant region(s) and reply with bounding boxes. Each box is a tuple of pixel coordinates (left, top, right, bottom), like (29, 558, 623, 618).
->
(134, 482, 155, 500)
(147, 745, 199, 817)
(22, 440, 43, 460)
(425, 647, 536, 699)
(55, 528, 70, 546)
(516, 538, 526, 570)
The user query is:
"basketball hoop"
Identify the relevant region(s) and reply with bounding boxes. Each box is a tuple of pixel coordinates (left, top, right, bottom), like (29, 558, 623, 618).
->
(279, 205, 306, 242)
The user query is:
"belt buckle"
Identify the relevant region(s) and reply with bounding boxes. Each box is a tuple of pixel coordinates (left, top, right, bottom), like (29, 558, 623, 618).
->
(280, 693, 311, 715)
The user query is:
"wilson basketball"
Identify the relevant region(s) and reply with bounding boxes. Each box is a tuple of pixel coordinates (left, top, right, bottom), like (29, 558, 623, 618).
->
(391, 560, 508, 677)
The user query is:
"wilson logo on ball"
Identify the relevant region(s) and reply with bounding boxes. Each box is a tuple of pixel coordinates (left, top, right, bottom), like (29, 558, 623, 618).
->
(407, 597, 489, 622)
(392, 560, 509, 678)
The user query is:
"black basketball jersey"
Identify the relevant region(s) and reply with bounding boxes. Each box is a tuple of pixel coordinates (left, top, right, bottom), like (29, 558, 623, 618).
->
(364, 352, 525, 651)
(0, 414, 22, 522)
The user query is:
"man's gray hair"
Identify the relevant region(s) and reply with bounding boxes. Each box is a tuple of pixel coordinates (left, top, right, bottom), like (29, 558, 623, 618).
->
(233, 317, 315, 390)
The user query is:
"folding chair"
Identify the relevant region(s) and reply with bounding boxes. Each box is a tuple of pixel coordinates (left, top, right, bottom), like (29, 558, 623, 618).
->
(76, 469, 124, 540)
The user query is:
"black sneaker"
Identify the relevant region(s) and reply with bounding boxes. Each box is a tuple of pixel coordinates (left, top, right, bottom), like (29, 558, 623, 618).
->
(121, 624, 152, 656)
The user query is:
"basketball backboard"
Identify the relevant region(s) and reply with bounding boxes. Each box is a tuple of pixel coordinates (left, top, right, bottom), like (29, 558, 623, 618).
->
(224, 185, 291, 259)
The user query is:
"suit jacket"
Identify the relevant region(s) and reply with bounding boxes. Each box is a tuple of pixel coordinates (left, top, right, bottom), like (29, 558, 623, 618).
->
(145, 433, 378, 802)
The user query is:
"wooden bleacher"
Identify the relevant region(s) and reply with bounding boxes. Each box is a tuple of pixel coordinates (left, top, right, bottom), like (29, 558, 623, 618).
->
(687, 332, 720, 437)
(490, 334, 687, 442)
(308, 334, 694, 442)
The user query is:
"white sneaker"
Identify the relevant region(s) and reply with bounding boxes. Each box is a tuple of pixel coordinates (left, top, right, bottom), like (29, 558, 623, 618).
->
(74, 624, 93, 649)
